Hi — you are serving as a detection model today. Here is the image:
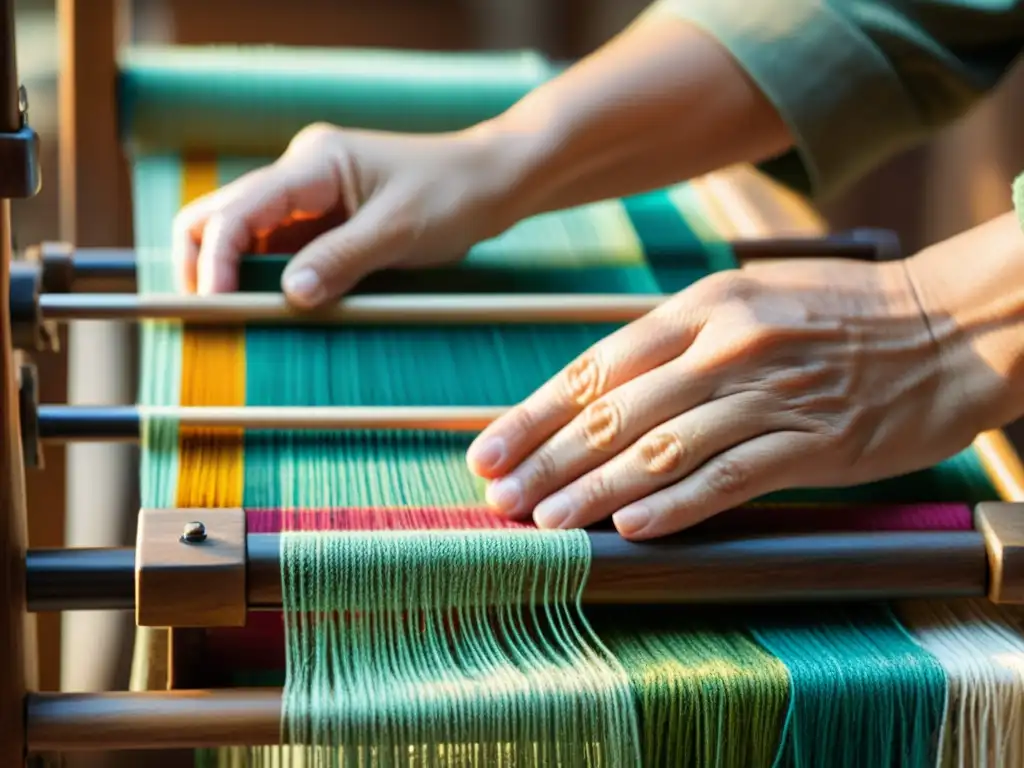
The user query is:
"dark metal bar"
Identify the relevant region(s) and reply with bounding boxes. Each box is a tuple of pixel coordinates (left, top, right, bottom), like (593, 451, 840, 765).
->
(36, 405, 139, 442)
(47, 230, 899, 287)
(25, 547, 136, 612)
(26, 529, 989, 613)
(61, 248, 137, 282)
(733, 228, 901, 262)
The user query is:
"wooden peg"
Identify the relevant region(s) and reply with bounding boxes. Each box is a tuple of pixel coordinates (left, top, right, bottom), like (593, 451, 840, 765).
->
(135, 508, 247, 627)
(974, 502, 1024, 603)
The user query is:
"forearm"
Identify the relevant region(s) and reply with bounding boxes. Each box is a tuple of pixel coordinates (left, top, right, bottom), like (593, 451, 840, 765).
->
(475, 15, 793, 225)
(906, 211, 1024, 434)
(470, 0, 1024, 223)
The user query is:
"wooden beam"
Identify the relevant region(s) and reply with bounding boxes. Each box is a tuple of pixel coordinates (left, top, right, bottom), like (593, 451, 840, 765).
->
(56, 0, 139, 704)
(1, 196, 32, 767)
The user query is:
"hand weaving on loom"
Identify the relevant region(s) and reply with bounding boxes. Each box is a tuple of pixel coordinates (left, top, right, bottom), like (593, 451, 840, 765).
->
(8, 1, 1024, 767)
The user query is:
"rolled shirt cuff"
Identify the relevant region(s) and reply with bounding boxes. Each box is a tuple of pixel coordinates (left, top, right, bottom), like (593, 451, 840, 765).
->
(641, 0, 929, 200)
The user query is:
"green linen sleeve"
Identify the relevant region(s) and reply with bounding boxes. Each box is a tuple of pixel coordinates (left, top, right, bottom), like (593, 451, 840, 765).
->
(642, 0, 1024, 200)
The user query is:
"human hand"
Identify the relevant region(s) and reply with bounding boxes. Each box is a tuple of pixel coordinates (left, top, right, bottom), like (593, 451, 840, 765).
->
(465, 257, 996, 540)
(171, 122, 521, 306)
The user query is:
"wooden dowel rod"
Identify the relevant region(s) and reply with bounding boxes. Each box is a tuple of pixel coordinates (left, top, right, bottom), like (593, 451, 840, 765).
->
(25, 529, 989, 613)
(39, 293, 664, 324)
(26, 689, 282, 750)
(37, 404, 506, 441)
(973, 429, 1024, 502)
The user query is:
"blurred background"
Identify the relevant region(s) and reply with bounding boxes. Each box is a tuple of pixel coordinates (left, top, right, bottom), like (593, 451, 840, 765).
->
(12, 0, 1024, 717)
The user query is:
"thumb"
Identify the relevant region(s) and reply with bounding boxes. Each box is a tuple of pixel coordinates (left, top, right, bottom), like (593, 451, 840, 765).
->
(280, 196, 408, 307)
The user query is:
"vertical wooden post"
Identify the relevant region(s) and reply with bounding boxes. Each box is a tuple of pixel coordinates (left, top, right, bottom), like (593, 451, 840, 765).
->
(1, 2, 34, 761)
(57, 0, 138, 701)
(1, 201, 32, 767)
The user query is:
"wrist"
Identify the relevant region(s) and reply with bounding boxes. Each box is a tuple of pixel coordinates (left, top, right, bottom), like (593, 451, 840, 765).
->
(904, 211, 1024, 431)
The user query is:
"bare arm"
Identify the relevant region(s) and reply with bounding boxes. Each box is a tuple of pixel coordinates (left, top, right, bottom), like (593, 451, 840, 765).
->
(477, 16, 794, 227)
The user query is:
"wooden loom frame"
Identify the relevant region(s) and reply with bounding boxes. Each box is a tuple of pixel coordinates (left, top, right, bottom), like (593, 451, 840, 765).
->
(2, 0, 1024, 761)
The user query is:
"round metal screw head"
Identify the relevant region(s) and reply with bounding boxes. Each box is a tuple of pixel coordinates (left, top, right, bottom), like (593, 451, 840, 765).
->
(180, 521, 207, 544)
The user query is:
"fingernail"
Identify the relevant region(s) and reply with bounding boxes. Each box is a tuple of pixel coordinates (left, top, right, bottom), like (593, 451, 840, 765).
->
(283, 268, 324, 306)
(534, 492, 572, 529)
(467, 437, 506, 473)
(486, 477, 522, 516)
(612, 505, 650, 536)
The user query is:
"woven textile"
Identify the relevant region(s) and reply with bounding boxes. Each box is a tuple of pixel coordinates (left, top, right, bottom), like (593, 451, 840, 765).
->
(123, 46, 1024, 767)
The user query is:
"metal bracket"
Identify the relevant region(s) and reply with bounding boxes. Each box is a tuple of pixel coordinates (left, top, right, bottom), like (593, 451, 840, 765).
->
(136, 508, 248, 628)
(16, 356, 42, 470)
(0, 85, 40, 200)
(9, 259, 57, 353)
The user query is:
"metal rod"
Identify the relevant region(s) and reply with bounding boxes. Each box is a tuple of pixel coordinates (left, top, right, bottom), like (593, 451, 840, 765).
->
(25, 547, 135, 611)
(37, 404, 506, 441)
(61, 248, 137, 282)
(26, 689, 282, 750)
(52, 229, 898, 285)
(38, 292, 665, 324)
(25, 529, 989, 613)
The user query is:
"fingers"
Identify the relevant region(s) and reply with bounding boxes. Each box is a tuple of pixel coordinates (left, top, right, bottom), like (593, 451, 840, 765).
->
(280, 194, 410, 306)
(612, 431, 823, 540)
(172, 194, 217, 294)
(522, 390, 777, 529)
(171, 158, 342, 297)
(466, 298, 706, 480)
(481, 356, 717, 519)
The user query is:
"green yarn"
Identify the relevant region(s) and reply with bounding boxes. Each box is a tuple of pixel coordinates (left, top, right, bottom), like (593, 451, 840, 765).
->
(276, 528, 641, 764)
(125, 124, 1005, 768)
(119, 46, 557, 154)
(750, 604, 947, 768)
(598, 609, 789, 767)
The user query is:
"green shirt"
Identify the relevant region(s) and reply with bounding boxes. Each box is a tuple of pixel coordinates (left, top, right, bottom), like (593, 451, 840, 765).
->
(646, 0, 1024, 201)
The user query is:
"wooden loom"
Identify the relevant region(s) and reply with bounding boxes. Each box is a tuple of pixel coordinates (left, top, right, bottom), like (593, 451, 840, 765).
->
(7, 0, 1024, 764)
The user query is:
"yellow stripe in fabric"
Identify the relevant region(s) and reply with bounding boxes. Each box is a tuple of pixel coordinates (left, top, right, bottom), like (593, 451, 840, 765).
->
(176, 156, 246, 507)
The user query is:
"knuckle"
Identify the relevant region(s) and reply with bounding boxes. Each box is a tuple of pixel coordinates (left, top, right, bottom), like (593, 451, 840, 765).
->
(578, 469, 616, 510)
(705, 457, 750, 498)
(743, 323, 789, 356)
(699, 271, 757, 305)
(581, 399, 623, 451)
(528, 447, 559, 488)
(636, 431, 688, 476)
(504, 406, 537, 439)
(290, 122, 338, 152)
(562, 352, 606, 407)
